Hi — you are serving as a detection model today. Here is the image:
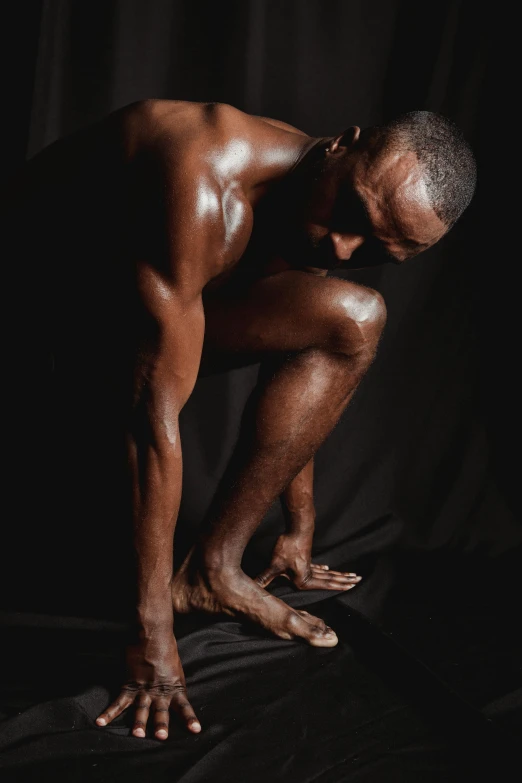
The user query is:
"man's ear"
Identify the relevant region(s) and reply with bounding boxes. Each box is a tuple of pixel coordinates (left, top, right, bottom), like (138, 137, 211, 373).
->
(326, 126, 361, 156)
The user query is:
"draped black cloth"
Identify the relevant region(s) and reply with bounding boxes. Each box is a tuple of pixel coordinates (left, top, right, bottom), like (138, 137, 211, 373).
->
(1, 1, 520, 780)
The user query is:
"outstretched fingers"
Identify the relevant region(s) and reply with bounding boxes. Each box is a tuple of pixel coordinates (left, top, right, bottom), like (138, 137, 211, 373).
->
(151, 699, 170, 740)
(296, 567, 362, 591)
(132, 694, 152, 738)
(256, 564, 362, 591)
(311, 564, 361, 580)
(170, 688, 201, 735)
(96, 691, 135, 727)
(96, 686, 201, 739)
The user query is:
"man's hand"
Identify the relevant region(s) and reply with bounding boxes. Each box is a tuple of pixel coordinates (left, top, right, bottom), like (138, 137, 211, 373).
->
(96, 630, 201, 740)
(256, 531, 362, 591)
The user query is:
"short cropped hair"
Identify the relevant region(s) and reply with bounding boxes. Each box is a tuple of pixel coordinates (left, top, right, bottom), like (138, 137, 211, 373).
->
(370, 111, 477, 228)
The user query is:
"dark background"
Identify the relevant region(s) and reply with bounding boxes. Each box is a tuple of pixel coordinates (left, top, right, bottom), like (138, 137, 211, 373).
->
(1, 2, 520, 781)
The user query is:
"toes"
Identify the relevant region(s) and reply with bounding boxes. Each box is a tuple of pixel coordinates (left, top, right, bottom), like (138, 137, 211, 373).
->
(308, 625, 338, 647)
(297, 610, 326, 633)
(286, 611, 338, 647)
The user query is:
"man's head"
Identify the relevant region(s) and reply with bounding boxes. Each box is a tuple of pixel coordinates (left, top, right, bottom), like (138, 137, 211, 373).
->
(289, 111, 477, 269)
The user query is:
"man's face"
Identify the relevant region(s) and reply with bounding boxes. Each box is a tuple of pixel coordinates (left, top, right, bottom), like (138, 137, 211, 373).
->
(290, 143, 447, 270)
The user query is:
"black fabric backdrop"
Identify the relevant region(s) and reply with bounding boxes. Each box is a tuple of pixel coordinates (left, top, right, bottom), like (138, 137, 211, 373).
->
(1, 1, 521, 781)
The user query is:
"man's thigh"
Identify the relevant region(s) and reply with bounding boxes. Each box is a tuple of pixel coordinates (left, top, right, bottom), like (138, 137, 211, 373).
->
(199, 270, 357, 376)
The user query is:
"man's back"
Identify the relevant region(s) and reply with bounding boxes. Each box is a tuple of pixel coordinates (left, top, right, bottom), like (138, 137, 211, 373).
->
(8, 100, 309, 298)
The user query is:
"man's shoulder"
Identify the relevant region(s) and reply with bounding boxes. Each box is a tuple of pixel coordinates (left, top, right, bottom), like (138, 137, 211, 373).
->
(118, 99, 217, 157)
(121, 101, 303, 215)
(121, 100, 249, 174)
(123, 100, 307, 161)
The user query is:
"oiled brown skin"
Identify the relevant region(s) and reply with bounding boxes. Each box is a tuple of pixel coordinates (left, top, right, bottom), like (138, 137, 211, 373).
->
(7, 100, 444, 739)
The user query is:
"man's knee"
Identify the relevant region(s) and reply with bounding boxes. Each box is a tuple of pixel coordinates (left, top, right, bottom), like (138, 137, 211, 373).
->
(327, 284, 387, 363)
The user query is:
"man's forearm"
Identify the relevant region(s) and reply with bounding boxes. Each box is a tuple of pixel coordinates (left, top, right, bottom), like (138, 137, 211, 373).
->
(128, 423, 182, 631)
(280, 457, 316, 533)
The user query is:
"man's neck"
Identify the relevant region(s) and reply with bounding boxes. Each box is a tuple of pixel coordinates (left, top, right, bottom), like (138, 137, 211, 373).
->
(287, 136, 327, 177)
(248, 134, 328, 207)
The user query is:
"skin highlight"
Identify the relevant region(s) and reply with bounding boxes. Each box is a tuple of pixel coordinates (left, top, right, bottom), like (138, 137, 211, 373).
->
(8, 99, 450, 740)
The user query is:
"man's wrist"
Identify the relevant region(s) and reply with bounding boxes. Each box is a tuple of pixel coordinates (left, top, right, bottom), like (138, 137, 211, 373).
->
(284, 507, 316, 534)
(136, 595, 174, 633)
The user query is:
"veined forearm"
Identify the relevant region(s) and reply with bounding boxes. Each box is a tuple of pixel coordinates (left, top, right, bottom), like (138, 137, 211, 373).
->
(126, 291, 204, 627)
(128, 423, 182, 629)
(280, 457, 316, 532)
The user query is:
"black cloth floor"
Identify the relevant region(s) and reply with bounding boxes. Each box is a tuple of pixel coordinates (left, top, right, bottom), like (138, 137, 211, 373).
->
(1, 548, 521, 782)
(1, 361, 521, 781)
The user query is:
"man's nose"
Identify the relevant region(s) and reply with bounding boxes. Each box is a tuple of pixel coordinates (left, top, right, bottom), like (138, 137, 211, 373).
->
(330, 232, 365, 260)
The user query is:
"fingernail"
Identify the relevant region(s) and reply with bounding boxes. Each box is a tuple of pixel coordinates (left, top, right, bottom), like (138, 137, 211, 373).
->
(156, 729, 168, 739)
(134, 728, 145, 738)
(354, 576, 362, 581)
(96, 718, 106, 726)
(325, 630, 336, 637)
(190, 722, 202, 733)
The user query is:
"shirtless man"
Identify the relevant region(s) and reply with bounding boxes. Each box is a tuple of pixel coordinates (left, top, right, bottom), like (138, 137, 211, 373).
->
(8, 100, 476, 741)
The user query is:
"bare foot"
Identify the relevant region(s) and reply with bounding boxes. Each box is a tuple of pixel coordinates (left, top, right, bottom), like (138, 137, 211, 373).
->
(172, 548, 339, 647)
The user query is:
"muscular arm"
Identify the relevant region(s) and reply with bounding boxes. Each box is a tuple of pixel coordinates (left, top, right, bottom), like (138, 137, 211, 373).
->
(129, 285, 205, 630)
(127, 139, 220, 632)
(96, 285, 205, 738)
(96, 133, 219, 738)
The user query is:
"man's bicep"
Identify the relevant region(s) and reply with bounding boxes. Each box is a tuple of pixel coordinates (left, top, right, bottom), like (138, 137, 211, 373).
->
(133, 265, 205, 416)
(153, 157, 223, 294)
(149, 295, 205, 412)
